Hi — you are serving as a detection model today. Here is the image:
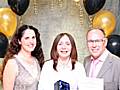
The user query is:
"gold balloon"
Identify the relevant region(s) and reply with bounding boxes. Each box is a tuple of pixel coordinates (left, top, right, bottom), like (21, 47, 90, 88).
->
(0, 8, 17, 38)
(0, 25, 4, 33)
(93, 10, 116, 37)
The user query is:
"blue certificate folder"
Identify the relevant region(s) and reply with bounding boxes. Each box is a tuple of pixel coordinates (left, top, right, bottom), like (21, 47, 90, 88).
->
(54, 80, 70, 90)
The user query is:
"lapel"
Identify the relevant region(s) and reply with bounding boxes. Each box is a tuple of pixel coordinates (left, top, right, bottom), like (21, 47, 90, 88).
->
(97, 54, 113, 78)
(85, 56, 92, 76)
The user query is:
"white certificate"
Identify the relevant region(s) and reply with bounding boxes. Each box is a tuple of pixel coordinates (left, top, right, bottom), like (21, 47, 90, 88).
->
(78, 77, 104, 90)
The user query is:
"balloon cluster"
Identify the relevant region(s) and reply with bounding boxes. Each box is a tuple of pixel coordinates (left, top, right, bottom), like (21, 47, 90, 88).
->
(83, 0, 116, 37)
(0, 0, 30, 38)
(107, 35, 120, 58)
(0, 0, 30, 58)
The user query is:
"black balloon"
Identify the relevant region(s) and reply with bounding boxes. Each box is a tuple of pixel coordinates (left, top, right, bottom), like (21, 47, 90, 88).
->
(107, 35, 120, 57)
(0, 32, 9, 58)
(83, 0, 106, 15)
(8, 0, 30, 16)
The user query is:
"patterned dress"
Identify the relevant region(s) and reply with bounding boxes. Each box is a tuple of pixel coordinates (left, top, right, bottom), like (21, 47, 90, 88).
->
(13, 56, 40, 90)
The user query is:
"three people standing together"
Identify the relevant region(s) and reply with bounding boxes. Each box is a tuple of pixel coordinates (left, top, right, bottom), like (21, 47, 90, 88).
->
(1, 25, 120, 90)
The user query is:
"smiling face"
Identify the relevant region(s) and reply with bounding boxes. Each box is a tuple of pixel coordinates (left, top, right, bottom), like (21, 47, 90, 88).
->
(57, 35, 72, 60)
(19, 29, 36, 53)
(87, 29, 108, 59)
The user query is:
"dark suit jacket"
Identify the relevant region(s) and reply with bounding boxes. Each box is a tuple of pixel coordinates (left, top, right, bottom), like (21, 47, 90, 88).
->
(84, 52, 120, 90)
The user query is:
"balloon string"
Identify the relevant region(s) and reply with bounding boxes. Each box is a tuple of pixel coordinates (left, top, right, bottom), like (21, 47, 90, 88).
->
(34, 0, 38, 14)
(18, 16, 23, 26)
(58, 0, 63, 8)
(89, 15, 93, 29)
(79, 4, 84, 26)
(75, 1, 84, 26)
(50, 0, 54, 10)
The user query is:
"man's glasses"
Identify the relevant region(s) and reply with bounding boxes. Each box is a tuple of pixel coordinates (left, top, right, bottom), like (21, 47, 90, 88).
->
(87, 39, 104, 44)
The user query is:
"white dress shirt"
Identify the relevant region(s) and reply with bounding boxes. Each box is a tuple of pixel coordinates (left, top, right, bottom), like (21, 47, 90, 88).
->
(38, 59, 86, 90)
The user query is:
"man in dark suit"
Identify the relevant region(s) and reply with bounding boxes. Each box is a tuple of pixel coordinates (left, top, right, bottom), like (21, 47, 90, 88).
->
(84, 28, 120, 90)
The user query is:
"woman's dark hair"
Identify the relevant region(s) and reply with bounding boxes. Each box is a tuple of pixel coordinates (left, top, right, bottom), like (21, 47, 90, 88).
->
(50, 33, 78, 71)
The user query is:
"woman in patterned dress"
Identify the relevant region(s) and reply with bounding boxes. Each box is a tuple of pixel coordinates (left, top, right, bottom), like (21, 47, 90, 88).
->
(1, 25, 44, 90)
